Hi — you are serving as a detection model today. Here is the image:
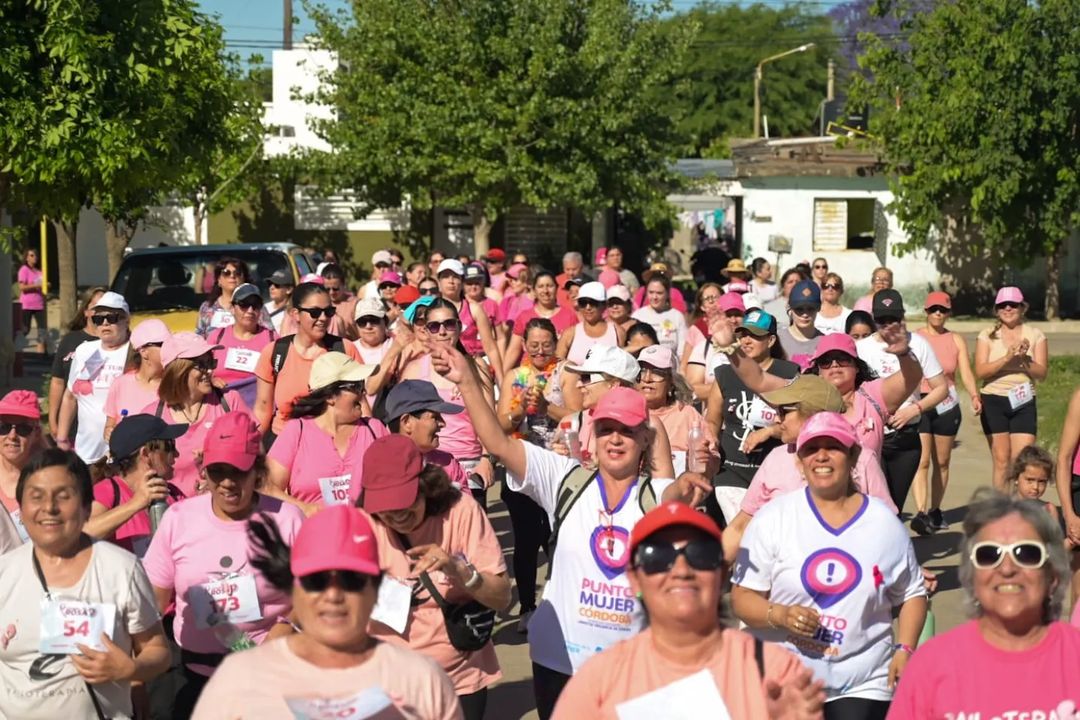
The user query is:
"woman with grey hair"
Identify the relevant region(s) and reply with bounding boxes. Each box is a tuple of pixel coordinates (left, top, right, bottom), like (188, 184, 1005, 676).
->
(890, 489, 1080, 716)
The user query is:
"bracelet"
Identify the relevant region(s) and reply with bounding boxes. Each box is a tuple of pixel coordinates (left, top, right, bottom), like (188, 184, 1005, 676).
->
(766, 603, 780, 629)
(894, 643, 915, 655)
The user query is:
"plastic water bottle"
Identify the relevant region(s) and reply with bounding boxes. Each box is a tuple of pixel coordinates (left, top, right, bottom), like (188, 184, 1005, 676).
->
(565, 429, 582, 461)
(686, 421, 704, 473)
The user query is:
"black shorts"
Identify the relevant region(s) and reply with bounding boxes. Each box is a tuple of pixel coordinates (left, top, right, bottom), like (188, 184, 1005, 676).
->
(918, 402, 962, 437)
(21, 308, 45, 336)
(1072, 475, 1080, 523)
(979, 392, 1037, 436)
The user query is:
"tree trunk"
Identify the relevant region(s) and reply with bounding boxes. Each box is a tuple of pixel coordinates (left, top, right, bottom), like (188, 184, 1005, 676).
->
(1045, 241, 1063, 320)
(193, 205, 204, 246)
(470, 206, 492, 257)
(53, 219, 78, 329)
(105, 220, 126, 282)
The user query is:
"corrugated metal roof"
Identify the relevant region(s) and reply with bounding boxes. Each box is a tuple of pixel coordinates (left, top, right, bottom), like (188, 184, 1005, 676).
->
(671, 158, 737, 180)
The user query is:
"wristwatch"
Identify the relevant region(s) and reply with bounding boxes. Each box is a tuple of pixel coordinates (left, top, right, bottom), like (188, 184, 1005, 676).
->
(462, 561, 483, 590)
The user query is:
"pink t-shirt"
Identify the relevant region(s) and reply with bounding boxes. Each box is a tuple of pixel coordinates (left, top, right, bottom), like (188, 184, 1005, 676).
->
(104, 373, 161, 423)
(888, 620, 1080, 717)
(366, 495, 506, 694)
(553, 628, 805, 720)
(425, 449, 469, 491)
(650, 401, 703, 453)
(853, 294, 874, 313)
(512, 305, 579, 337)
(402, 356, 479, 458)
(848, 378, 887, 456)
(211, 326, 275, 388)
(92, 475, 183, 555)
(140, 390, 249, 498)
(143, 493, 304, 676)
(17, 265, 44, 311)
(740, 443, 897, 516)
(497, 291, 534, 327)
(267, 417, 389, 506)
(1072, 600, 1080, 629)
(632, 285, 687, 312)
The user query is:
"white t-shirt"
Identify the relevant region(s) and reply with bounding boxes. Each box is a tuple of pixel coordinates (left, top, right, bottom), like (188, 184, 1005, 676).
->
(631, 307, 688, 356)
(507, 442, 673, 674)
(733, 489, 925, 702)
(856, 332, 943, 431)
(814, 308, 852, 335)
(688, 339, 731, 376)
(67, 339, 131, 463)
(0, 541, 161, 719)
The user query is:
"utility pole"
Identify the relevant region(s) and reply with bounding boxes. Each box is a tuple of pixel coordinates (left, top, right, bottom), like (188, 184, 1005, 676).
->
(827, 59, 835, 101)
(284, 0, 293, 50)
(753, 44, 816, 137)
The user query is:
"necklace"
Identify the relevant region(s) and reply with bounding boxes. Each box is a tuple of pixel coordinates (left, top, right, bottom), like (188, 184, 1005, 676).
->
(178, 399, 204, 425)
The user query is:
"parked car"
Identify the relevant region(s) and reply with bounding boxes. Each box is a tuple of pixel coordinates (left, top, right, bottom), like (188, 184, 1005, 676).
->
(111, 243, 312, 332)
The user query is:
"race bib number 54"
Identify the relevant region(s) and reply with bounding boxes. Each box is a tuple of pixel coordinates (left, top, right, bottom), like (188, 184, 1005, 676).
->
(39, 599, 116, 654)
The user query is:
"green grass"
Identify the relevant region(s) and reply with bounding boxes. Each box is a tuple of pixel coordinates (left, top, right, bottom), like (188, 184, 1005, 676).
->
(1036, 355, 1080, 454)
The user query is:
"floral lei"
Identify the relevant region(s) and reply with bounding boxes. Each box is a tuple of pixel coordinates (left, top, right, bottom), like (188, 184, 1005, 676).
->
(508, 356, 559, 432)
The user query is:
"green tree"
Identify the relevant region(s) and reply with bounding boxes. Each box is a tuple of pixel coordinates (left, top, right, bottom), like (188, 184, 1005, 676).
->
(663, 3, 835, 157)
(306, 0, 695, 255)
(855, 0, 1080, 317)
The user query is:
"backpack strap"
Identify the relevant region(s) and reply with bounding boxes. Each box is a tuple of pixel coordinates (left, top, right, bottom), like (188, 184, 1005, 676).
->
(856, 386, 887, 423)
(322, 334, 346, 354)
(637, 476, 657, 514)
(213, 326, 227, 345)
(110, 478, 121, 509)
(545, 465, 597, 581)
(215, 387, 230, 413)
(270, 335, 294, 378)
(754, 637, 765, 680)
(154, 399, 165, 419)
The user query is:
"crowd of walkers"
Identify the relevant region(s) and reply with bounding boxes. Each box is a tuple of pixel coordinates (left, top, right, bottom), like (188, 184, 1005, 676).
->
(0, 247, 1077, 719)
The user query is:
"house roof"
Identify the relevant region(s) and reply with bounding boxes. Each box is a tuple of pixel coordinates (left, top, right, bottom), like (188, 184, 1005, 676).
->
(671, 158, 736, 180)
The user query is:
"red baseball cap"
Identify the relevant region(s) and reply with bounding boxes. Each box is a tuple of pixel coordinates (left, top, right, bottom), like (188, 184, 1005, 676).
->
(291, 505, 381, 578)
(629, 501, 723, 557)
(361, 435, 424, 513)
(201, 412, 262, 471)
(484, 248, 507, 262)
(923, 291, 952, 310)
(394, 284, 420, 307)
(0, 390, 41, 420)
(591, 386, 648, 428)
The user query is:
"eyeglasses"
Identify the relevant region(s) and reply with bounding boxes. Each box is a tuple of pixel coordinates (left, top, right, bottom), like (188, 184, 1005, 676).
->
(791, 306, 817, 317)
(419, 287, 439, 296)
(0, 422, 35, 437)
(874, 316, 901, 327)
(526, 342, 555, 353)
(236, 300, 263, 311)
(813, 264, 828, 270)
(90, 313, 124, 326)
(425, 318, 461, 334)
(926, 305, 951, 315)
(577, 299, 602, 309)
(299, 570, 372, 593)
(970, 541, 1047, 570)
(823, 283, 843, 291)
(700, 294, 721, 304)
(298, 306, 337, 320)
(634, 539, 723, 575)
(220, 268, 242, 278)
(815, 355, 855, 370)
(355, 316, 384, 328)
(997, 302, 1021, 310)
(192, 357, 218, 372)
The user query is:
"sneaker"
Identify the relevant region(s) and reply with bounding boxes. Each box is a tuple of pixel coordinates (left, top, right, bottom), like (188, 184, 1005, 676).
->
(928, 508, 949, 531)
(910, 511, 933, 537)
(517, 609, 533, 634)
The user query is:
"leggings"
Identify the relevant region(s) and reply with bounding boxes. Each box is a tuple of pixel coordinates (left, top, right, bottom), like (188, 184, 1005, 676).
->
(458, 687, 488, 720)
(824, 697, 890, 720)
(533, 662, 572, 720)
(882, 425, 921, 513)
(501, 483, 551, 611)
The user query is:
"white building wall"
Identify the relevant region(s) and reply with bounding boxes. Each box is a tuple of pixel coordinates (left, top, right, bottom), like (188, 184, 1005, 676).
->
(263, 45, 335, 157)
(76, 205, 202, 287)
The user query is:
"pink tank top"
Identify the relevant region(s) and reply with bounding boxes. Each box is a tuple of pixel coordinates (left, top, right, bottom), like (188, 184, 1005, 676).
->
(458, 299, 484, 356)
(916, 328, 958, 392)
(567, 322, 619, 365)
(416, 355, 482, 458)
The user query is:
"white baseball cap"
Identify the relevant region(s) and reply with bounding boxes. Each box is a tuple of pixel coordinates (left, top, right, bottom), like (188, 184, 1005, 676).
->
(436, 259, 465, 277)
(743, 293, 763, 311)
(371, 250, 393, 267)
(92, 291, 130, 315)
(565, 344, 640, 384)
(353, 297, 387, 320)
(577, 281, 606, 303)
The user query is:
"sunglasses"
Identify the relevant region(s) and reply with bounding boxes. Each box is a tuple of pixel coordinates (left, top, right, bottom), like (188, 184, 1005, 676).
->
(595, 421, 638, 437)
(634, 539, 723, 575)
(355, 316, 384, 328)
(970, 541, 1047, 570)
(192, 357, 218, 372)
(336, 381, 365, 395)
(997, 302, 1021, 310)
(814, 264, 828, 270)
(205, 464, 247, 483)
(577, 299, 602, 309)
(0, 422, 35, 437)
(90, 313, 124, 326)
(267, 281, 293, 289)
(583, 372, 609, 385)
(146, 438, 177, 454)
(299, 570, 372, 593)
(219, 268, 242, 278)
(606, 299, 629, 307)
(776, 404, 800, 419)
(141, 342, 164, 349)
(874, 316, 901, 327)
(419, 288, 439, 296)
(823, 283, 843, 291)
(425, 319, 461, 334)
(791, 306, 817, 317)
(815, 355, 855, 369)
(236, 299, 263, 311)
(926, 305, 951, 315)
(298, 306, 337, 320)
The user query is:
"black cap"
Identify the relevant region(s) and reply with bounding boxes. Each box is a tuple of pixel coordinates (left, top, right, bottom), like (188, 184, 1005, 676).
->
(463, 263, 486, 283)
(563, 276, 586, 290)
(872, 289, 905, 320)
(109, 414, 188, 460)
(383, 380, 464, 422)
(268, 269, 295, 287)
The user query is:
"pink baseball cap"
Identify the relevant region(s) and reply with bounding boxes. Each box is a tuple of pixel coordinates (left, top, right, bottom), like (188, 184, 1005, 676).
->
(592, 386, 649, 428)
(595, 247, 608, 265)
(637, 344, 677, 370)
(506, 263, 529, 279)
(301, 273, 325, 285)
(607, 285, 631, 303)
(161, 331, 223, 367)
(718, 293, 745, 313)
(0, 390, 40, 420)
(598, 269, 621, 289)
(201, 411, 262, 471)
(796, 411, 857, 452)
(812, 332, 859, 362)
(290, 505, 381, 578)
(995, 286, 1024, 305)
(378, 270, 403, 286)
(130, 319, 170, 349)
(361, 435, 425, 513)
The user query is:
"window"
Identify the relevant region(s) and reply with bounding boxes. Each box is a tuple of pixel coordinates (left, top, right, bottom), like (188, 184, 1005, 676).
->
(813, 198, 876, 251)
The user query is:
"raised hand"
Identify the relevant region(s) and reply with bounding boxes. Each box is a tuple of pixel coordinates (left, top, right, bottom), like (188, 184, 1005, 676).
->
(765, 665, 826, 719)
